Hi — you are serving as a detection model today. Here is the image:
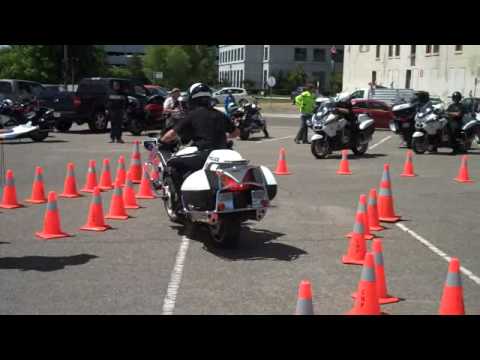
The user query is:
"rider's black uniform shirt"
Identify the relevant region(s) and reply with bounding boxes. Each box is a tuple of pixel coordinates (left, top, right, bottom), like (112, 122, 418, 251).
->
(447, 103, 465, 122)
(174, 107, 235, 151)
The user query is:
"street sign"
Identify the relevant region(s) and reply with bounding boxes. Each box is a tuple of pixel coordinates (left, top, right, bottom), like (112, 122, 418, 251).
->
(155, 72, 163, 80)
(267, 76, 276, 88)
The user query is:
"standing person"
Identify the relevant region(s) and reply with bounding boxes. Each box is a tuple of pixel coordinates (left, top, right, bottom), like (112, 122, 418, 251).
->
(163, 88, 181, 117)
(107, 81, 128, 144)
(224, 90, 236, 113)
(446, 91, 466, 154)
(294, 84, 315, 144)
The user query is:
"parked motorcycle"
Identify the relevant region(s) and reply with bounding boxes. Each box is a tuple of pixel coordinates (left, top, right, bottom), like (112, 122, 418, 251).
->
(124, 95, 166, 136)
(309, 100, 375, 159)
(411, 101, 480, 154)
(390, 101, 417, 148)
(143, 137, 278, 249)
(0, 99, 54, 142)
(236, 101, 269, 140)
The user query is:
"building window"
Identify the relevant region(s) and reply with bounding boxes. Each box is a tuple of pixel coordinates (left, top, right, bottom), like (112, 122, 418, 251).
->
(376, 45, 381, 59)
(312, 72, 326, 91)
(294, 48, 307, 61)
(313, 48, 326, 62)
(395, 45, 400, 57)
(426, 45, 432, 55)
(237, 48, 240, 61)
(241, 47, 244, 60)
(388, 45, 393, 58)
(240, 70, 244, 86)
(359, 45, 370, 52)
(433, 45, 440, 54)
(263, 70, 268, 89)
(264, 47, 269, 61)
(372, 71, 377, 84)
(455, 45, 463, 53)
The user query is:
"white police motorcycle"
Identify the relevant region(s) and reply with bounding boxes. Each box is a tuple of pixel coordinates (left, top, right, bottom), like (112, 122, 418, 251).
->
(144, 136, 277, 249)
(412, 101, 480, 154)
(308, 100, 375, 159)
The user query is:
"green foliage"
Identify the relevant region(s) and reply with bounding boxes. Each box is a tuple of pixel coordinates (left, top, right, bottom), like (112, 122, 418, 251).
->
(286, 65, 308, 89)
(144, 45, 217, 89)
(0, 45, 106, 83)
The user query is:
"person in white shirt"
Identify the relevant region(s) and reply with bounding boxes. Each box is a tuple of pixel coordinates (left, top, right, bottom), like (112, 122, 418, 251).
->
(163, 88, 181, 116)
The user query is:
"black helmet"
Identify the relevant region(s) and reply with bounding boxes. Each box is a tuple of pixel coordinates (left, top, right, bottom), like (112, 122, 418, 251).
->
(452, 91, 462, 103)
(415, 91, 430, 104)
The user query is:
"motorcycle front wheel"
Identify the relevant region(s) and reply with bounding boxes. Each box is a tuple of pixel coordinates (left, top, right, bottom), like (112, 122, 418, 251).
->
(163, 178, 183, 224)
(205, 215, 241, 249)
(311, 139, 329, 159)
(129, 118, 146, 136)
(30, 131, 48, 142)
(351, 142, 369, 156)
(412, 137, 427, 154)
(240, 129, 250, 141)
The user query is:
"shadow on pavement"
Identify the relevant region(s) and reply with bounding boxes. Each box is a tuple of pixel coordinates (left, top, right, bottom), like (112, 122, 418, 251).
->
(0, 254, 98, 272)
(0, 242, 11, 245)
(66, 129, 106, 135)
(171, 224, 307, 261)
(323, 153, 388, 160)
(2, 139, 68, 145)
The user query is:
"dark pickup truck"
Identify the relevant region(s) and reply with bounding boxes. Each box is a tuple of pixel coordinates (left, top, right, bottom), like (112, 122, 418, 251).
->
(37, 87, 79, 132)
(44, 77, 152, 132)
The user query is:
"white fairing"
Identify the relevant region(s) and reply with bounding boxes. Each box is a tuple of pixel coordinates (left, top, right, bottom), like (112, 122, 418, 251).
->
(175, 146, 199, 156)
(463, 120, 478, 131)
(203, 149, 246, 169)
(392, 103, 412, 112)
(476, 113, 480, 121)
(0, 123, 39, 140)
(181, 170, 211, 191)
(311, 134, 324, 141)
(412, 131, 424, 138)
(323, 122, 338, 137)
(359, 119, 374, 130)
(260, 166, 277, 186)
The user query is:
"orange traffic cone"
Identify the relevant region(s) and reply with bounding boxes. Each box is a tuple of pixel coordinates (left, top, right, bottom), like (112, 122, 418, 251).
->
(81, 160, 99, 193)
(25, 166, 47, 204)
(35, 191, 71, 239)
(124, 171, 141, 209)
(347, 252, 382, 315)
(115, 155, 127, 187)
(274, 147, 291, 175)
(136, 165, 156, 199)
(347, 194, 374, 240)
(98, 158, 114, 191)
(337, 149, 352, 175)
(105, 181, 129, 220)
(454, 155, 474, 183)
(368, 188, 384, 232)
(378, 164, 401, 223)
(129, 141, 142, 183)
(80, 187, 111, 232)
(295, 280, 314, 315)
(439, 258, 465, 315)
(353, 239, 399, 305)
(400, 150, 417, 177)
(0, 169, 23, 209)
(60, 162, 82, 198)
(342, 196, 367, 265)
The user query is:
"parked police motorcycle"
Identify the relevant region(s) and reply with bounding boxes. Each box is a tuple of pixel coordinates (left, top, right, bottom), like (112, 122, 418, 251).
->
(308, 100, 375, 159)
(143, 136, 277, 249)
(0, 99, 54, 142)
(390, 101, 417, 148)
(233, 101, 269, 140)
(411, 101, 479, 154)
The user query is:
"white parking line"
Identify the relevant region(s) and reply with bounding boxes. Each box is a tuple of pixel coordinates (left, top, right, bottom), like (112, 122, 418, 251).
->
(162, 235, 191, 315)
(258, 136, 294, 144)
(369, 135, 393, 150)
(396, 223, 480, 287)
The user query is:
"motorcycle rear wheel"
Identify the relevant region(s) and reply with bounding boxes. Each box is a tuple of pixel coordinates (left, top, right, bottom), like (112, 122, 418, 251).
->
(205, 216, 241, 249)
(240, 129, 250, 141)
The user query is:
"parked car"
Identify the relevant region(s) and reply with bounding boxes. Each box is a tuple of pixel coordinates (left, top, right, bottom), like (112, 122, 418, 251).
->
(351, 99, 394, 129)
(36, 87, 78, 132)
(212, 87, 251, 106)
(0, 79, 46, 103)
(144, 85, 169, 98)
(461, 97, 480, 113)
(56, 77, 149, 132)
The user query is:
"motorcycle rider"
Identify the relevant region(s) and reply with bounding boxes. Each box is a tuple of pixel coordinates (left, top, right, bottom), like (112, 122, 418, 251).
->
(445, 91, 466, 154)
(159, 83, 240, 209)
(334, 94, 358, 139)
(107, 81, 128, 144)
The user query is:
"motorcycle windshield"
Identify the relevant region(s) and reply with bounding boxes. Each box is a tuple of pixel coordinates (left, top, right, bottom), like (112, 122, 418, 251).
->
(416, 101, 434, 121)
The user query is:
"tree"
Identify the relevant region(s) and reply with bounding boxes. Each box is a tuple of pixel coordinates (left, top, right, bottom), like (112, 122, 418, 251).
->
(286, 65, 308, 90)
(0, 45, 106, 84)
(126, 55, 149, 83)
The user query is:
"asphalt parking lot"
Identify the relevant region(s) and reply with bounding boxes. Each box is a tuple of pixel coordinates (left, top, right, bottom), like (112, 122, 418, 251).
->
(1, 117, 480, 315)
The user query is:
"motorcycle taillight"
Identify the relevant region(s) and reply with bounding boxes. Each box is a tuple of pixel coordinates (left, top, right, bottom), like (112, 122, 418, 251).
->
(221, 174, 252, 192)
(73, 96, 81, 108)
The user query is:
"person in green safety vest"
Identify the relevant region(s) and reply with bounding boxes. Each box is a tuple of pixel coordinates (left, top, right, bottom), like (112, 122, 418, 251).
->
(294, 84, 316, 144)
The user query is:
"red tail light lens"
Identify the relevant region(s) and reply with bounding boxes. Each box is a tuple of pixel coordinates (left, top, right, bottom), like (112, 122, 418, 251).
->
(73, 96, 81, 108)
(221, 175, 252, 192)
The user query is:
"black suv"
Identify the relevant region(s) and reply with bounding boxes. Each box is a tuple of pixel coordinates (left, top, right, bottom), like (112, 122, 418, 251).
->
(65, 78, 148, 132)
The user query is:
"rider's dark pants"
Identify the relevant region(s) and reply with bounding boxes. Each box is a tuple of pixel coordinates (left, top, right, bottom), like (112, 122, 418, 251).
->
(447, 119, 460, 147)
(168, 150, 211, 195)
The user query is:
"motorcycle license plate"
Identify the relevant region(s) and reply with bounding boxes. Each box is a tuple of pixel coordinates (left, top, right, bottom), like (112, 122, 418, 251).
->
(54, 112, 61, 118)
(402, 122, 410, 128)
(251, 190, 266, 208)
(218, 192, 234, 210)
